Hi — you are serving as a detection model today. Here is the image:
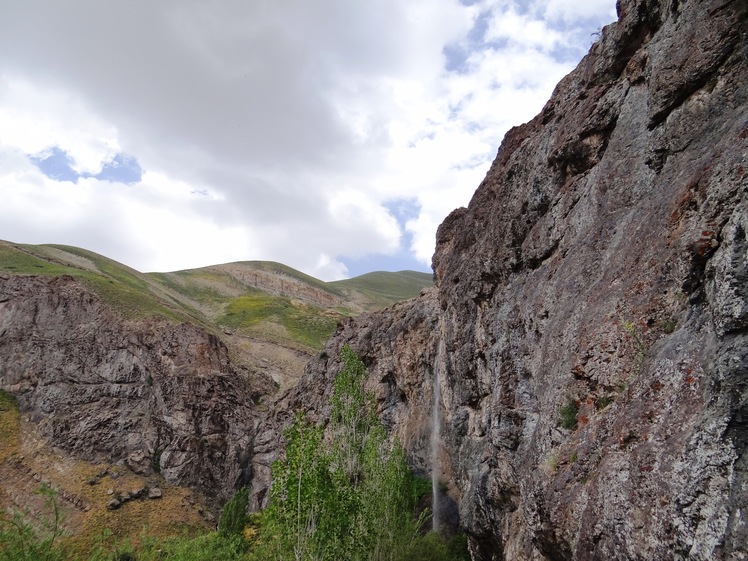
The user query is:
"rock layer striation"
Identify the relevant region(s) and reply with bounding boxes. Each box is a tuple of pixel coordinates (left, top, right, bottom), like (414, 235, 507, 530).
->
(0, 274, 273, 503)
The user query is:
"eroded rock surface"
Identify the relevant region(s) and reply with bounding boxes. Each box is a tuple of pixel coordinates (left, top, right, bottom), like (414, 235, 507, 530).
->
(0, 274, 273, 503)
(264, 0, 748, 559)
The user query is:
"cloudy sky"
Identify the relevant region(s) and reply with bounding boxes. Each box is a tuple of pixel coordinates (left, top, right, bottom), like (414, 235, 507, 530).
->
(0, 0, 617, 280)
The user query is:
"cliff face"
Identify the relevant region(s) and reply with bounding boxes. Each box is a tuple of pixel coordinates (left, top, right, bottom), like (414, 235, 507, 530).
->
(280, 0, 748, 559)
(0, 274, 273, 503)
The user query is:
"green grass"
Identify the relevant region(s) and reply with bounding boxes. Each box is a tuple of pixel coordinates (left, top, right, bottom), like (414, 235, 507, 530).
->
(0, 243, 80, 276)
(558, 399, 579, 431)
(218, 294, 339, 349)
(331, 270, 433, 309)
(149, 271, 238, 304)
(0, 242, 197, 323)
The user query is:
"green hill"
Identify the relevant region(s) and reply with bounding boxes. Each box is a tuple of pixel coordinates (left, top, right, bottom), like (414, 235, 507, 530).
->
(0, 240, 433, 353)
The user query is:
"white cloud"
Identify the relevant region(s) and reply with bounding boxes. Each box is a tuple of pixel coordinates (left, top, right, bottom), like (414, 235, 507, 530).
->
(538, 0, 618, 24)
(0, 0, 617, 280)
(485, 6, 565, 51)
(0, 77, 119, 174)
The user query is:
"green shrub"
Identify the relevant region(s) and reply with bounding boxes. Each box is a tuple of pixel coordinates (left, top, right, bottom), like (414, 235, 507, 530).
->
(253, 345, 461, 561)
(218, 487, 249, 538)
(0, 486, 66, 561)
(595, 395, 613, 410)
(558, 399, 579, 430)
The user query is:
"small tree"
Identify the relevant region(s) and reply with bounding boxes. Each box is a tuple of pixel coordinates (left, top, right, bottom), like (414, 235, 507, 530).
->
(252, 345, 465, 561)
(218, 486, 249, 538)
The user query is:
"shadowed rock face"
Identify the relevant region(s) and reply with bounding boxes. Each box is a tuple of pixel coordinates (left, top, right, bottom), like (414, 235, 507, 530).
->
(269, 0, 748, 559)
(0, 274, 273, 503)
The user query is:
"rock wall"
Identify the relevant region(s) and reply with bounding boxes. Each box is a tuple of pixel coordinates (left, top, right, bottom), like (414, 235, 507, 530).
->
(0, 274, 273, 503)
(276, 0, 748, 559)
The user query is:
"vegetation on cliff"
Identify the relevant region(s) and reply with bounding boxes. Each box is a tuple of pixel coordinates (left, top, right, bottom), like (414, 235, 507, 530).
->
(248, 345, 462, 561)
(0, 348, 465, 561)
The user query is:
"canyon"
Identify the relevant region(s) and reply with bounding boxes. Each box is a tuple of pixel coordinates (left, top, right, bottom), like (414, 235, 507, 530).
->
(1, 0, 747, 559)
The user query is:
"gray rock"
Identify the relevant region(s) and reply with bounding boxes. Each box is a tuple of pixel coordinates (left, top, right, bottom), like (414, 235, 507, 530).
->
(254, 0, 748, 559)
(148, 487, 162, 499)
(0, 274, 274, 503)
(105, 499, 121, 511)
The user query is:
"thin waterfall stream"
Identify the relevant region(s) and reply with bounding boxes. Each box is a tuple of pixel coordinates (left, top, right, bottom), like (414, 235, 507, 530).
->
(431, 326, 446, 533)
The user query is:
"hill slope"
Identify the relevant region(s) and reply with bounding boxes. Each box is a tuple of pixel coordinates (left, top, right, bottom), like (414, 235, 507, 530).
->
(0, 240, 431, 353)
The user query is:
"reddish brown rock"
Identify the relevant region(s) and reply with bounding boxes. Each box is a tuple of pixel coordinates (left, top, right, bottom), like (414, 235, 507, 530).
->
(261, 1, 748, 559)
(0, 274, 274, 503)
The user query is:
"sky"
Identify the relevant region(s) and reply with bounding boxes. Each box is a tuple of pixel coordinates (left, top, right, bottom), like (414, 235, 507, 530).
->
(0, 0, 617, 280)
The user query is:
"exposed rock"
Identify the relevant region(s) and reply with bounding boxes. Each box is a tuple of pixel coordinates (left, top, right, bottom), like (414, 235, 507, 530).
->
(148, 487, 162, 499)
(0, 274, 274, 503)
(255, 0, 748, 559)
(106, 498, 121, 511)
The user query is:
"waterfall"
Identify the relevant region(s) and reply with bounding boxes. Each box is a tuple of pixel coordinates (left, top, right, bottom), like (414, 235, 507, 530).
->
(431, 325, 446, 533)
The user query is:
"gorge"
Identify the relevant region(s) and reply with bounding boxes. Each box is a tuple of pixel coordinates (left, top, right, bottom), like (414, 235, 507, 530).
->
(1, 0, 747, 559)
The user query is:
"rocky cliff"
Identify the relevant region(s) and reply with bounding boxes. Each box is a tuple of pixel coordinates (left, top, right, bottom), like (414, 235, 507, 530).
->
(0, 240, 432, 526)
(0, 273, 274, 503)
(271, 0, 748, 559)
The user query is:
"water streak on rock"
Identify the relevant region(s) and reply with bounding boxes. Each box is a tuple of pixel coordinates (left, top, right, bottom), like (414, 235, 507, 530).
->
(432, 318, 446, 533)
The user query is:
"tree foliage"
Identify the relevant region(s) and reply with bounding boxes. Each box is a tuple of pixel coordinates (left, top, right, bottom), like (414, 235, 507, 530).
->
(218, 486, 249, 538)
(252, 344, 456, 561)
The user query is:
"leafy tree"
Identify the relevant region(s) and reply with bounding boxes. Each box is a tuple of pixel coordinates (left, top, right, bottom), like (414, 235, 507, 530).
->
(254, 345, 456, 561)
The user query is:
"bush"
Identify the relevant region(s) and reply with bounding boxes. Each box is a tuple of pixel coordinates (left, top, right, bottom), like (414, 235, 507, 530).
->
(0, 486, 66, 561)
(218, 487, 249, 538)
(558, 399, 579, 430)
(252, 345, 464, 561)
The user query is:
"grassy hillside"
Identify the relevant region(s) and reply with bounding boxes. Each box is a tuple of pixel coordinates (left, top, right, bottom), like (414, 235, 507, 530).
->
(0, 241, 432, 353)
(0, 242, 201, 323)
(331, 270, 433, 310)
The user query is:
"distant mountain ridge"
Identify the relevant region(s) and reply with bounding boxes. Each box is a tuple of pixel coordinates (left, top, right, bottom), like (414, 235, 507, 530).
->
(0, 240, 431, 321)
(0, 240, 432, 389)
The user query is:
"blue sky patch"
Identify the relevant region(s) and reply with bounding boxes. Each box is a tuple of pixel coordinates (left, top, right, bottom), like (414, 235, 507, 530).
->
(94, 153, 143, 184)
(29, 147, 79, 182)
(383, 197, 421, 224)
(29, 147, 143, 184)
(444, 10, 492, 73)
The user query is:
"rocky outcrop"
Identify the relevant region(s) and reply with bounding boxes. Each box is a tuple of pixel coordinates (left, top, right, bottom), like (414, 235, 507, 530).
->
(268, 0, 748, 559)
(0, 274, 273, 503)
